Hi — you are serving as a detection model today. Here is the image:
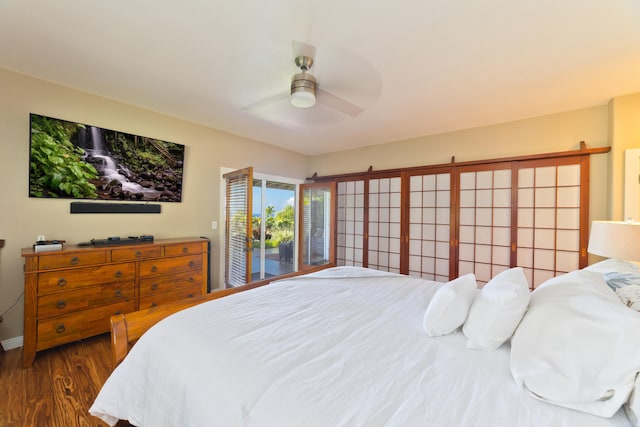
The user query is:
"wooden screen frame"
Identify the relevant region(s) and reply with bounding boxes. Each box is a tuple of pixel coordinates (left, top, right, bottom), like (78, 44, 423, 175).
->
(454, 161, 514, 283)
(309, 143, 607, 285)
(404, 166, 457, 281)
(512, 155, 591, 286)
(335, 178, 368, 267)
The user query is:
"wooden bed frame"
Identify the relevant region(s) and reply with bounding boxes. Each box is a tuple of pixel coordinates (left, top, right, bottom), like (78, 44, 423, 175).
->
(109, 266, 331, 368)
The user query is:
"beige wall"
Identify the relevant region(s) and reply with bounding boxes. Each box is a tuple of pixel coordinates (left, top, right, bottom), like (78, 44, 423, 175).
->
(1, 65, 633, 344)
(608, 93, 640, 219)
(309, 107, 612, 211)
(0, 68, 309, 342)
(309, 106, 613, 264)
(308, 107, 609, 174)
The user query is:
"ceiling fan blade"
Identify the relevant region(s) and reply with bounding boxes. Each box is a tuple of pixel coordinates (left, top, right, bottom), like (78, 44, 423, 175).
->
(316, 88, 365, 117)
(241, 92, 290, 113)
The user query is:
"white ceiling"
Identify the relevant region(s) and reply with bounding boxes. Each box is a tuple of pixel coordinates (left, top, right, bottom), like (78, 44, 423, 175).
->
(1, 1, 640, 156)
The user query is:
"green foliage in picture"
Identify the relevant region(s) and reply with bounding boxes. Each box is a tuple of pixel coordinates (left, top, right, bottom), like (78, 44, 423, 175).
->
(28, 113, 186, 202)
(29, 115, 99, 198)
(104, 133, 179, 172)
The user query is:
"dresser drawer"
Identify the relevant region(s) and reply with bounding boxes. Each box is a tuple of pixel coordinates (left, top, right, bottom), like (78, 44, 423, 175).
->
(139, 271, 202, 296)
(139, 284, 202, 309)
(139, 255, 202, 278)
(38, 250, 107, 270)
(37, 282, 134, 319)
(111, 246, 163, 262)
(37, 263, 135, 296)
(22, 237, 210, 368)
(164, 241, 204, 257)
(36, 300, 135, 351)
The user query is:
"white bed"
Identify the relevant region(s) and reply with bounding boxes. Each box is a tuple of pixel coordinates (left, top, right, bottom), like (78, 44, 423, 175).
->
(90, 266, 634, 426)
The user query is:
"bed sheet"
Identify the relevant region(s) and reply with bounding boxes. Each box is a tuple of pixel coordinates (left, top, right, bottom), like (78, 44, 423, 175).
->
(90, 267, 630, 426)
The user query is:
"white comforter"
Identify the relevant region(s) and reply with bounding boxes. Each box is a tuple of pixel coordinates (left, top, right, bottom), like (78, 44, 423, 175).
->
(90, 267, 630, 426)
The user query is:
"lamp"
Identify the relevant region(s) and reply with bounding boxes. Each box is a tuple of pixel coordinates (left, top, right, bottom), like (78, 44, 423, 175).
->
(587, 220, 640, 260)
(290, 55, 316, 108)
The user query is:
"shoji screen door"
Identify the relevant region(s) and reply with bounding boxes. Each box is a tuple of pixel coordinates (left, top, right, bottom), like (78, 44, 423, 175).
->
(336, 180, 365, 267)
(407, 170, 453, 282)
(329, 149, 594, 287)
(457, 164, 512, 285)
(456, 158, 587, 287)
(516, 158, 587, 288)
(367, 175, 403, 273)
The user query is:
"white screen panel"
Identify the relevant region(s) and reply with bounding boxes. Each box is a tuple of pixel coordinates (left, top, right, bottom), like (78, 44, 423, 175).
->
(517, 163, 582, 288)
(368, 177, 402, 273)
(457, 169, 512, 285)
(336, 180, 365, 267)
(407, 172, 451, 281)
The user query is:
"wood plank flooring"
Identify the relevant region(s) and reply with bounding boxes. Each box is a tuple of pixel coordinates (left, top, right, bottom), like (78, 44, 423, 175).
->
(0, 334, 115, 427)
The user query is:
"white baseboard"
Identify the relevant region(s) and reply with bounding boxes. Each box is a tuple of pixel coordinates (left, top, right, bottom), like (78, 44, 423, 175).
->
(2, 335, 23, 350)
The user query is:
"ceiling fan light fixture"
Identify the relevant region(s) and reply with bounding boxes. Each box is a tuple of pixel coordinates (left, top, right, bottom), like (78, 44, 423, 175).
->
(291, 87, 316, 108)
(291, 70, 317, 108)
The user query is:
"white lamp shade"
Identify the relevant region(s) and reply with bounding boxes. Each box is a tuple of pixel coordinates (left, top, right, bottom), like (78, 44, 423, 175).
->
(588, 220, 640, 261)
(291, 88, 316, 108)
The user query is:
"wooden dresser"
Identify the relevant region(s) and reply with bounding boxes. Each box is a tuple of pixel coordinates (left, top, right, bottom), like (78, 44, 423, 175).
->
(21, 237, 209, 368)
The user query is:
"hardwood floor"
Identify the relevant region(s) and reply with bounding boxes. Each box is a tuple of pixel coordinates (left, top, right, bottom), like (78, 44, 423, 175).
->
(0, 334, 114, 427)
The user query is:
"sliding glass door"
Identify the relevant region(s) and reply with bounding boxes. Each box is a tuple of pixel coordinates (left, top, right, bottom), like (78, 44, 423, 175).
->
(299, 182, 336, 270)
(251, 178, 297, 281)
(224, 167, 302, 286)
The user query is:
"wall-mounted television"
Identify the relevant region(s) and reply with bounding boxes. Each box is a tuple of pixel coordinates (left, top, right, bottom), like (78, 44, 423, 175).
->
(29, 113, 185, 202)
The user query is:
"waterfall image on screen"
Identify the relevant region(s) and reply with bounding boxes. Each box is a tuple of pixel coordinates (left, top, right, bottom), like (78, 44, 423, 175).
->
(29, 114, 185, 202)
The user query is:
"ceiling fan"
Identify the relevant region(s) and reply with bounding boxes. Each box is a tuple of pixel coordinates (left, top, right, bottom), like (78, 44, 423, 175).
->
(242, 42, 365, 117)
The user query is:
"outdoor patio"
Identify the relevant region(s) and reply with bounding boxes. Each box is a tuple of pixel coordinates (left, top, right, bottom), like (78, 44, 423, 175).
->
(251, 246, 294, 281)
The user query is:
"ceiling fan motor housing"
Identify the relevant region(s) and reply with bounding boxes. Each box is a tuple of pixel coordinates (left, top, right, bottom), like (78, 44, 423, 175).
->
(291, 72, 316, 93)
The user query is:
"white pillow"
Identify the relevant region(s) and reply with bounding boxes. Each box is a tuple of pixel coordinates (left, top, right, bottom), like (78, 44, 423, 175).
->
(423, 274, 477, 337)
(510, 269, 640, 417)
(462, 267, 530, 351)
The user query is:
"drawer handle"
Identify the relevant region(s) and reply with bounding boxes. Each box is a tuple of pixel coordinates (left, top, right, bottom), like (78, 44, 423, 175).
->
(70, 256, 79, 265)
(182, 247, 188, 253)
(56, 324, 66, 334)
(114, 289, 122, 297)
(57, 278, 67, 287)
(188, 277, 195, 283)
(114, 310, 122, 315)
(188, 261, 195, 268)
(187, 293, 194, 298)
(151, 265, 158, 273)
(115, 270, 123, 279)
(56, 300, 66, 309)
(135, 251, 142, 258)
(150, 302, 157, 307)
(151, 283, 159, 290)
